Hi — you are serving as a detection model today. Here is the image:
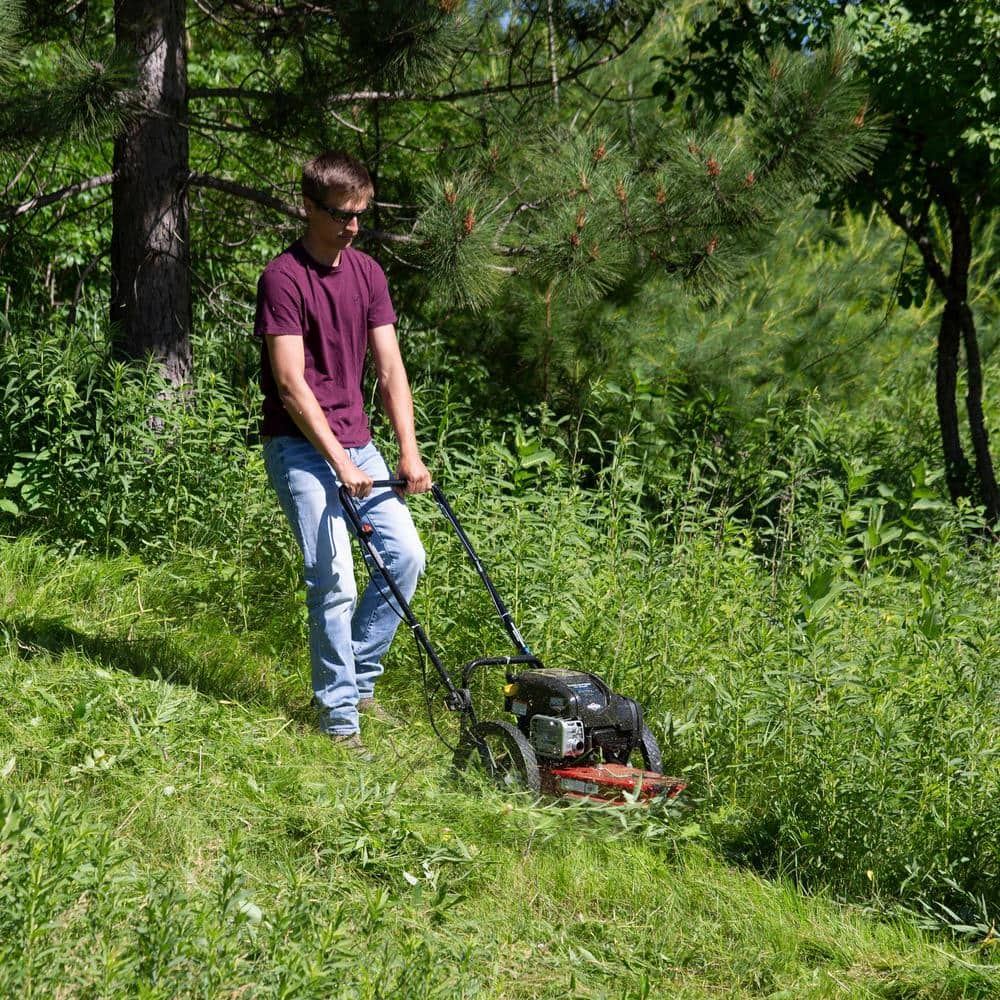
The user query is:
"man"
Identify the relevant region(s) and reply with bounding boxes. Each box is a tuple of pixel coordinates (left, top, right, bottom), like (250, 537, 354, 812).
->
(255, 150, 431, 756)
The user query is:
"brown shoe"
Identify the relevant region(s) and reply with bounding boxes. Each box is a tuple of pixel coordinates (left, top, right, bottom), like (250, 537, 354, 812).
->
(358, 698, 401, 726)
(329, 732, 375, 762)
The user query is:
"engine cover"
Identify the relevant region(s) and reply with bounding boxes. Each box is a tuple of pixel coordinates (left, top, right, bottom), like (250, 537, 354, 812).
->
(504, 668, 642, 764)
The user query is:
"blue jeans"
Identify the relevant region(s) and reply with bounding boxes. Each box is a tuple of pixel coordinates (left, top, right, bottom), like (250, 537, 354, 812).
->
(263, 437, 425, 734)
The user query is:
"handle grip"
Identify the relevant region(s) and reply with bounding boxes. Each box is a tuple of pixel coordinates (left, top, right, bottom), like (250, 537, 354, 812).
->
(337, 479, 409, 512)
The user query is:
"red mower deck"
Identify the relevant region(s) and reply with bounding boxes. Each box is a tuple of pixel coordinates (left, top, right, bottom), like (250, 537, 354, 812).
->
(540, 762, 686, 804)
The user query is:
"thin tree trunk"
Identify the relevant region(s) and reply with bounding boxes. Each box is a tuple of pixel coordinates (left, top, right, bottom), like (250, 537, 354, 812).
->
(936, 299, 973, 504)
(110, 0, 191, 386)
(933, 166, 1000, 523)
(960, 302, 1000, 522)
(871, 177, 999, 525)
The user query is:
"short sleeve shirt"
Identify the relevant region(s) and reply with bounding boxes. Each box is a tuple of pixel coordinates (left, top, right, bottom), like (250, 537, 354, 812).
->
(254, 242, 397, 446)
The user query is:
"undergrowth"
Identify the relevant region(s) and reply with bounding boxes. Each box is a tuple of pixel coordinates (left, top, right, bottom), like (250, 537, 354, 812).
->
(2, 269, 1000, 991)
(2, 537, 999, 997)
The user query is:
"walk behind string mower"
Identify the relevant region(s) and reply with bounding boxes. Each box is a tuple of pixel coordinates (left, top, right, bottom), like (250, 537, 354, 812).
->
(341, 480, 686, 806)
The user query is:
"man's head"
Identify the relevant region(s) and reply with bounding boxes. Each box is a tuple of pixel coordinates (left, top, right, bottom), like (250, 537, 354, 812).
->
(301, 151, 374, 258)
(302, 150, 373, 208)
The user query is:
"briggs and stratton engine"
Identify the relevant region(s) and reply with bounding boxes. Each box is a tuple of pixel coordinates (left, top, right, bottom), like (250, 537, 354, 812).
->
(529, 715, 586, 757)
(504, 668, 653, 768)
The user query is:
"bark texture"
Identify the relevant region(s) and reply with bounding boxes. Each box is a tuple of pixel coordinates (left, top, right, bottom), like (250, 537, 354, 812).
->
(111, 0, 191, 386)
(936, 299, 973, 504)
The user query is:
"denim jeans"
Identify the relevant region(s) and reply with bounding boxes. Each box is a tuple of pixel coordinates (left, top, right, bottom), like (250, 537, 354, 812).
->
(263, 436, 425, 734)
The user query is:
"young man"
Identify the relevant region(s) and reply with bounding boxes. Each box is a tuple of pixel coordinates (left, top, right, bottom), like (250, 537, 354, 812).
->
(255, 150, 431, 755)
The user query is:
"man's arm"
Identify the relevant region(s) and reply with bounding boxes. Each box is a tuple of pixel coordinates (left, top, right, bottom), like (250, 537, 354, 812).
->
(369, 324, 432, 494)
(266, 334, 374, 497)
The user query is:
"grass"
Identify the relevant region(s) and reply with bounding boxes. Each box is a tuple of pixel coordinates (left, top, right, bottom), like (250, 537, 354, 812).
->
(4, 171, 1000, 995)
(3, 269, 1000, 991)
(2, 517, 1000, 997)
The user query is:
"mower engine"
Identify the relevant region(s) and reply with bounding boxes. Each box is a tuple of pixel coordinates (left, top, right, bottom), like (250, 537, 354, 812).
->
(502, 668, 684, 804)
(506, 669, 643, 763)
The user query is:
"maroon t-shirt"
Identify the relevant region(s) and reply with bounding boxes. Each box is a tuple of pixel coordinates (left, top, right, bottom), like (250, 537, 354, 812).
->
(254, 241, 397, 446)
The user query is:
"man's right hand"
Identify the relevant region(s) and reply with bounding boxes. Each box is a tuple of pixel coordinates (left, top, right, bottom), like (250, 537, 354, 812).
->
(336, 460, 373, 498)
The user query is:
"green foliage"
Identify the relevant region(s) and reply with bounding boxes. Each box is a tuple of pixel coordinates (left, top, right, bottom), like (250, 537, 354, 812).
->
(413, 175, 507, 312)
(843, 0, 1000, 184)
(0, 0, 133, 153)
(413, 35, 882, 313)
(7, 302, 1000, 938)
(655, 1, 1000, 278)
(0, 0, 21, 80)
(0, 322, 280, 562)
(741, 28, 887, 190)
(333, 0, 474, 90)
(2, 529, 1000, 996)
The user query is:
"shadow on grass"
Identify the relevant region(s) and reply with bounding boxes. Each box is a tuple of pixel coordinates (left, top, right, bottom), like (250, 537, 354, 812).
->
(2, 616, 313, 724)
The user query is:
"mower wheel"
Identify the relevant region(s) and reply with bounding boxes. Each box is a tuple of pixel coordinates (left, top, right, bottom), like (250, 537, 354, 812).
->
(608, 724, 662, 772)
(453, 720, 541, 794)
(639, 724, 662, 774)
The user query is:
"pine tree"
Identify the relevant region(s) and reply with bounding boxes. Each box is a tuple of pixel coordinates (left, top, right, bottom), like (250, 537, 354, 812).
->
(1, 2, 882, 392)
(0, 1, 132, 157)
(656, 0, 1000, 524)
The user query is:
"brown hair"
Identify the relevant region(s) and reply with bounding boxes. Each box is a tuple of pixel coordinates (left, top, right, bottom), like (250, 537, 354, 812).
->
(301, 151, 374, 206)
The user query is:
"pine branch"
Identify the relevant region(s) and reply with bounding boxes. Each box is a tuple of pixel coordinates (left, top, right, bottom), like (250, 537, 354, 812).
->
(0, 0, 23, 82)
(187, 171, 415, 245)
(221, 0, 288, 16)
(1, 173, 114, 219)
(188, 50, 623, 106)
(187, 171, 304, 220)
(0, 44, 135, 149)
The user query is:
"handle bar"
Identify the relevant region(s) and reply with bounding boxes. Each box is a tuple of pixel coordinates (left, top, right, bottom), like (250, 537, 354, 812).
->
(337, 479, 534, 661)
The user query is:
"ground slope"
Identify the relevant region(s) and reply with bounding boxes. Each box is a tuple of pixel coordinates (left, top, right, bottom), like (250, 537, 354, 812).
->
(0, 536, 997, 998)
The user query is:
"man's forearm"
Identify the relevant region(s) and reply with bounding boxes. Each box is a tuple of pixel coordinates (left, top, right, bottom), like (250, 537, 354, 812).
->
(378, 369, 420, 460)
(278, 379, 352, 472)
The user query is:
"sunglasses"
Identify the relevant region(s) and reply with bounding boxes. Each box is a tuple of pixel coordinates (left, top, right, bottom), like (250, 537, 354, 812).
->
(314, 200, 370, 224)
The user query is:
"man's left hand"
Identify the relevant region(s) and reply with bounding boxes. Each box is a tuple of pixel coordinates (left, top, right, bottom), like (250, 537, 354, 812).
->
(396, 455, 432, 495)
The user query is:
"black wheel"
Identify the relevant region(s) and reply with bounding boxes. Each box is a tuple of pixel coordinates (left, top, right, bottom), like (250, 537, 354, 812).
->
(608, 724, 662, 772)
(453, 720, 541, 794)
(638, 724, 662, 773)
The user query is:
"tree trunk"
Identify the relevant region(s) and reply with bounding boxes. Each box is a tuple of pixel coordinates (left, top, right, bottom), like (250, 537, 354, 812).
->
(877, 170, 999, 528)
(960, 302, 1000, 523)
(110, 0, 191, 386)
(936, 299, 973, 505)
(932, 167, 1000, 524)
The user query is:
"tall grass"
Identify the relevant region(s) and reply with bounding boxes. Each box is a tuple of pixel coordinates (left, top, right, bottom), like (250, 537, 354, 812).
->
(3, 315, 1000, 936)
(3, 262, 1000, 998)
(2, 537, 998, 997)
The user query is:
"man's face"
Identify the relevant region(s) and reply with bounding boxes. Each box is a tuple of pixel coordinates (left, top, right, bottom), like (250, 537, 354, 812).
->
(307, 192, 370, 249)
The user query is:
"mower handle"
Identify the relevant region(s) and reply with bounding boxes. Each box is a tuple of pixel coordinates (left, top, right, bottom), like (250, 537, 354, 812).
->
(338, 479, 535, 663)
